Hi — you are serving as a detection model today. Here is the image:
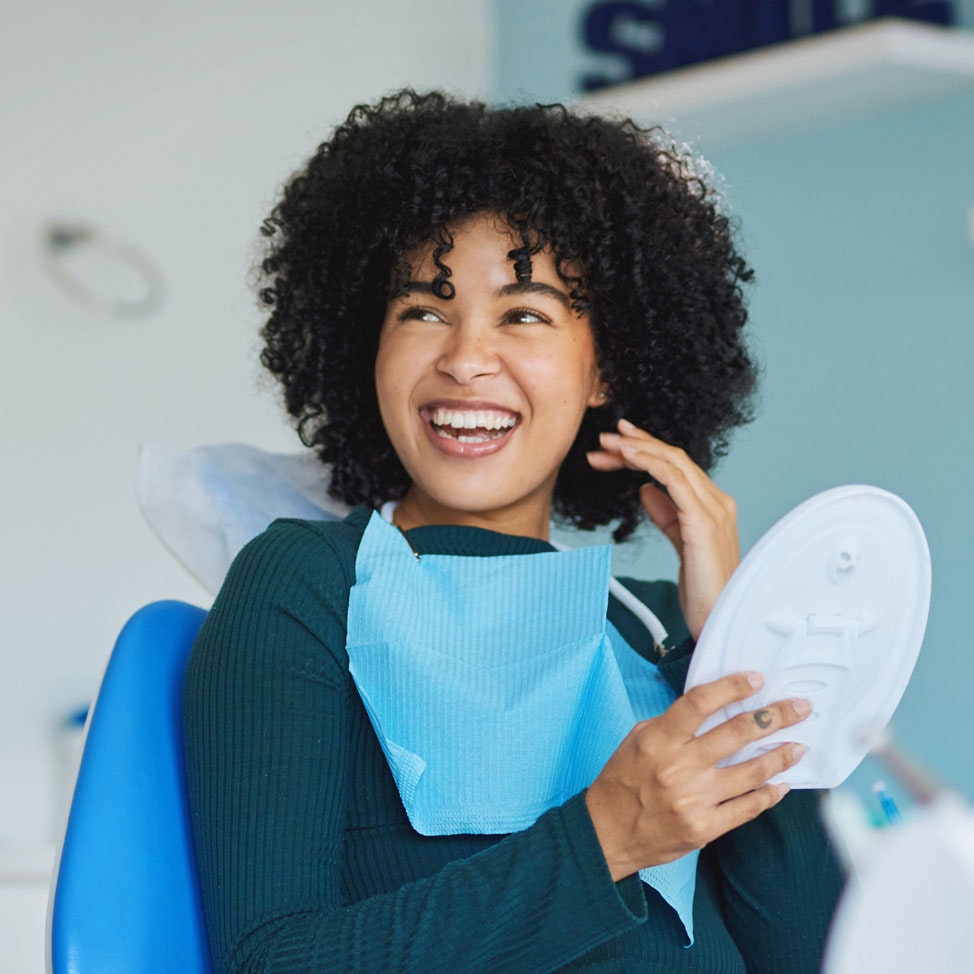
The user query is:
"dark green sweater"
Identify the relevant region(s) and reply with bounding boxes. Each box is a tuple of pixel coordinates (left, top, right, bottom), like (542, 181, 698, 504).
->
(183, 509, 843, 973)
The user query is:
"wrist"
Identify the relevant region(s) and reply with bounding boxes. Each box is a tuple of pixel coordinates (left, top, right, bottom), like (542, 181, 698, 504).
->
(584, 785, 638, 884)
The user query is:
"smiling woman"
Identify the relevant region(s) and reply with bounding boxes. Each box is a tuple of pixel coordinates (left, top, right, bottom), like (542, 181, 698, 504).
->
(182, 90, 844, 973)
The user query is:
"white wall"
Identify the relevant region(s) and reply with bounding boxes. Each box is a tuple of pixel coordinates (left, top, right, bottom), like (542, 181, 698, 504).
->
(0, 0, 490, 965)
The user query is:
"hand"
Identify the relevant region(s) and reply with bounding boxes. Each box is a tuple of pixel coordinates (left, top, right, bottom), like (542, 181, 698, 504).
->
(587, 418, 739, 639)
(584, 672, 810, 881)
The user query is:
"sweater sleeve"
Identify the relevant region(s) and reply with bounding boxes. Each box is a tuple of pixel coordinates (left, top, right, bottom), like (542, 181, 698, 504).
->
(183, 521, 647, 974)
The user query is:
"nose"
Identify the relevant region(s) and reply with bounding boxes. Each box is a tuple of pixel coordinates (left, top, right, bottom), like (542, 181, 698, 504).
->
(435, 322, 499, 384)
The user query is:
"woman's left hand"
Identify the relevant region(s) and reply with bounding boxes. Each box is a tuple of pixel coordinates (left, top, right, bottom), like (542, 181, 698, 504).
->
(587, 418, 739, 640)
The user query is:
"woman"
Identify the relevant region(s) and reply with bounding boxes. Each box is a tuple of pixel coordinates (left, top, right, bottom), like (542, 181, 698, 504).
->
(184, 90, 843, 972)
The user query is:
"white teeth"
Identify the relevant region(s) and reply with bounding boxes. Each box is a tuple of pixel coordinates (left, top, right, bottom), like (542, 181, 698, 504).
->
(430, 407, 518, 431)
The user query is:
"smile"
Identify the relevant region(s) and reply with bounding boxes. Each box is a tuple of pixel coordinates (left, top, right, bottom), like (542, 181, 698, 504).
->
(421, 403, 521, 457)
(430, 407, 518, 442)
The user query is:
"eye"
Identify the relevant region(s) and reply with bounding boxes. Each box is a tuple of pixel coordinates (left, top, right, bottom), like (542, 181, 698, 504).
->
(503, 307, 550, 325)
(398, 306, 444, 324)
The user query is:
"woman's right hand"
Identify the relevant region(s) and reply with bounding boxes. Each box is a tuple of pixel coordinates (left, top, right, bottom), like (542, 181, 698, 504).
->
(584, 672, 810, 881)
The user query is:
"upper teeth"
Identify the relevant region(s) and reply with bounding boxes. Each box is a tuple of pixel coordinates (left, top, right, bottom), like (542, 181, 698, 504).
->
(430, 408, 518, 430)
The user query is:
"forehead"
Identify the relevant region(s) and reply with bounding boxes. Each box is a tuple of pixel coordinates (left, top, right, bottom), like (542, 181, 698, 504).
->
(399, 213, 570, 287)
(406, 214, 516, 260)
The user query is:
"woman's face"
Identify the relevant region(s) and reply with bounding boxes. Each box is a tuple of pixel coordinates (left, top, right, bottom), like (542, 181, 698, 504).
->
(375, 213, 604, 539)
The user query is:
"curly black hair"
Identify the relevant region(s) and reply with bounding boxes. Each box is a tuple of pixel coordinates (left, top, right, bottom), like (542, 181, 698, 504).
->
(258, 89, 757, 541)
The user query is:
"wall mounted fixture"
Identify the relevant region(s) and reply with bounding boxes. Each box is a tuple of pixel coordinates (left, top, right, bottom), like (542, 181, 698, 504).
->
(40, 222, 165, 319)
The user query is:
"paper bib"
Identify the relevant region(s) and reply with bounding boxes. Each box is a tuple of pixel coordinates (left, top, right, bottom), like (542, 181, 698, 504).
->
(347, 512, 698, 940)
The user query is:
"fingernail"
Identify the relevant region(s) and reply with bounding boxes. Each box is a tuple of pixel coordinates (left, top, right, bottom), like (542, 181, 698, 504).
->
(618, 418, 635, 431)
(790, 743, 807, 761)
(746, 672, 764, 689)
(777, 783, 791, 799)
(793, 698, 812, 717)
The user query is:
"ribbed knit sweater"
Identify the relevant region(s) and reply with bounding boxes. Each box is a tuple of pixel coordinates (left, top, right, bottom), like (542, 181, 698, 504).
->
(183, 509, 843, 973)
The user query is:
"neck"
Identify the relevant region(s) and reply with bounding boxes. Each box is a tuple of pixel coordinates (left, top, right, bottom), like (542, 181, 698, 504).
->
(391, 490, 552, 541)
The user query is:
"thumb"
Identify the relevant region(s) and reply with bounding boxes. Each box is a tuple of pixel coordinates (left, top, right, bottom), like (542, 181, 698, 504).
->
(640, 482, 683, 555)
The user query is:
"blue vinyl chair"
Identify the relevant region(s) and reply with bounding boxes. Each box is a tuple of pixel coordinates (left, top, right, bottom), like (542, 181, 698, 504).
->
(48, 600, 212, 974)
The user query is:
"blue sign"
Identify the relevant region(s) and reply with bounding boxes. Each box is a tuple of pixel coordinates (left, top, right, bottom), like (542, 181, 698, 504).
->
(492, 0, 956, 102)
(580, 0, 955, 91)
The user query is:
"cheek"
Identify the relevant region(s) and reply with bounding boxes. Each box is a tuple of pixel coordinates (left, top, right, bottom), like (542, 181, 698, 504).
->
(374, 334, 428, 444)
(374, 334, 404, 409)
(558, 344, 601, 411)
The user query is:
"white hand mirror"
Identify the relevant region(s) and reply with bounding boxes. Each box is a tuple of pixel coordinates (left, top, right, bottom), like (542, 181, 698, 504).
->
(685, 485, 931, 788)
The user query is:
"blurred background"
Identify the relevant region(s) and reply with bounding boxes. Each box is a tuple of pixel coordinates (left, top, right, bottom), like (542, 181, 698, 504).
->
(2, 1, 972, 968)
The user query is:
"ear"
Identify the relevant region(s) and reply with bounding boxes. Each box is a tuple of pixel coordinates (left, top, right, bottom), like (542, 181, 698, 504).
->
(588, 378, 610, 408)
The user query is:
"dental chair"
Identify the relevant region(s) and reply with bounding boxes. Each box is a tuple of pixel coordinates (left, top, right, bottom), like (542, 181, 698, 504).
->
(47, 600, 212, 974)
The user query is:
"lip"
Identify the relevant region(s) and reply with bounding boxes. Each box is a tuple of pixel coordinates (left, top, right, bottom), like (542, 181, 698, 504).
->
(419, 400, 521, 459)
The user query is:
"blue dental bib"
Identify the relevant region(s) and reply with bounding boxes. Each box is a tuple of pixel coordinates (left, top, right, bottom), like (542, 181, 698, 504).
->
(346, 512, 698, 940)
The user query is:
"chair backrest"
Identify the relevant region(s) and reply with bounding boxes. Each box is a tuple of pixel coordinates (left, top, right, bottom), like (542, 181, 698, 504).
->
(48, 600, 211, 974)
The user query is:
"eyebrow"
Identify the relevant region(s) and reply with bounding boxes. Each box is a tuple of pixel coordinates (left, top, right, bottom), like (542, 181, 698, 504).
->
(398, 280, 571, 308)
(496, 281, 571, 308)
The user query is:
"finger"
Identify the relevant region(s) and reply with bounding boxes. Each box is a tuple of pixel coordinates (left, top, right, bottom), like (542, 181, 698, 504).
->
(597, 431, 679, 471)
(638, 482, 683, 554)
(591, 435, 666, 474)
(617, 417, 666, 445)
(585, 449, 628, 472)
(663, 672, 765, 740)
(711, 781, 792, 835)
(713, 741, 806, 804)
(695, 698, 812, 765)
